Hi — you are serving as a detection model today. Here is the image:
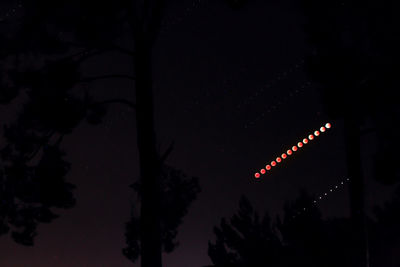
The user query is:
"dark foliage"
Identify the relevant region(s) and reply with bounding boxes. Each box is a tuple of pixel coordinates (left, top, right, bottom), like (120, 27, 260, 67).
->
(208, 188, 400, 267)
(208, 195, 284, 267)
(207, 192, 357, 267)
(123, 165, 201, 262)
(0, 142, 75, 245)
(370, 186, 400, 266)
(0, 0, 131, 246)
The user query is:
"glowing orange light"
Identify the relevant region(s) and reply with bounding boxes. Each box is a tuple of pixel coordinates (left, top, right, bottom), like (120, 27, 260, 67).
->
(298, 142, 303, 148)
(252, 122, 332, 178)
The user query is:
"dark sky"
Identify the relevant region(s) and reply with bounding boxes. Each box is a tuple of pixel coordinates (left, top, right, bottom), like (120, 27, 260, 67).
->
(0, 0, 395, 266)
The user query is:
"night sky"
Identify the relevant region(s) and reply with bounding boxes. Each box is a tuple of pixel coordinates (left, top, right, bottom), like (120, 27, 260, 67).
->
(0, 0, 396, 266)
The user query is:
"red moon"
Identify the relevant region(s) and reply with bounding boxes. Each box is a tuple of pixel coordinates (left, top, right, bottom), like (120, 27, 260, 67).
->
(298, 142, 303, 148)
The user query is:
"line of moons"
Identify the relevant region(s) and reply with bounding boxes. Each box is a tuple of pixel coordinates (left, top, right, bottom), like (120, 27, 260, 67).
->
(254, 122, 332, 179)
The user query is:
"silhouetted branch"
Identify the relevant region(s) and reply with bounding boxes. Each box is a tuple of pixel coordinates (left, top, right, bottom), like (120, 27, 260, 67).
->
(76, 45, 134, 61)
(93, 98, 136, 110)
(26, 131, 55, 162)
(55, 134, 65, 146)
(60, 41, 134, 57)
(75, 48, 112, 63)
(56, 48, 96, 63)
(160, 141, 174, 163)
(79, 74, 136, 83)
(111, 45, 135, 56)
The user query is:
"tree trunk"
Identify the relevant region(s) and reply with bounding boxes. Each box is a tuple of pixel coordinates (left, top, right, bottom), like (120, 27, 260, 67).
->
(134, 30, 163, 267)
(344, 111, 369, 267)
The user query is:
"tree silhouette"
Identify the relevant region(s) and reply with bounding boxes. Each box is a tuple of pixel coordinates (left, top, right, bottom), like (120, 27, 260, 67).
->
(0, 0, 118, 245)
(277, 191, 356, 267)
(207, 191, 361, 267)
(0, 141, 75, 246)
(276, 191, 326, 266)
(369, 186, 400, 266)
(123, 164, 201, 262)
(1, 1, 203, 266)
(207, 195, 284, 267)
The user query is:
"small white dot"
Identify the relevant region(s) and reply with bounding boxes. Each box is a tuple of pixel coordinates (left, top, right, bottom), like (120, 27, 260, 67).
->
(324, 193, 327, 196)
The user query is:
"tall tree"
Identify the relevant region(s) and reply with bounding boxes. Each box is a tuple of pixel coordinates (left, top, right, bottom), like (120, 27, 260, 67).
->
(0, 0, 132, 246)
(123, 164, 201, 263)
(207, 195, 284, 267)
(0, 1, 201, 267)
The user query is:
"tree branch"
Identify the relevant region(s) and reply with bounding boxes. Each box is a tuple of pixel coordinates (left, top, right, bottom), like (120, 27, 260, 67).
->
(93, 98, 136, 110)
(75, 48, 112, 63)
(26, 131, 55, 162)
(60, 41, 134, 57)
(110, 45, 135, 56)
(160, 141, 174, 163)
(79, 74, 136, 83)
(56, 48, 95, 63)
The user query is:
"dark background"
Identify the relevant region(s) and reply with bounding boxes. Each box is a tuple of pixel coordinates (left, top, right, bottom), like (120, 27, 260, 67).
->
(0, 0, 396, 266)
